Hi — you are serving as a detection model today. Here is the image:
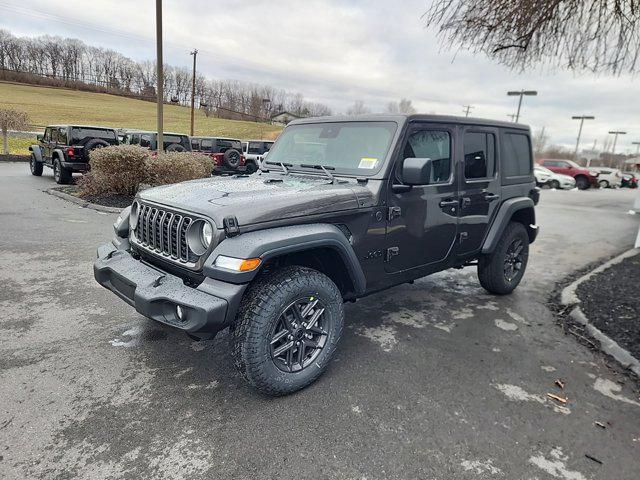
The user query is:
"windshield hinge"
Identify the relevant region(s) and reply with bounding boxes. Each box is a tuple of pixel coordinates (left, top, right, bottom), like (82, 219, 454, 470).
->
(223, 216, 240, 237)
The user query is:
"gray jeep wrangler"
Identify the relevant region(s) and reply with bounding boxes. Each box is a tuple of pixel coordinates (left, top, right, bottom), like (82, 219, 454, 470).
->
(94, 114, 539, 395)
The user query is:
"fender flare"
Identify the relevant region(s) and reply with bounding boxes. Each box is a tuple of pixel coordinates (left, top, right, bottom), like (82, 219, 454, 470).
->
(52, 148, 66, 162)
(203, 223, 366, 294)
(28, 145, 43, 162)
(481, 197, 535, 254)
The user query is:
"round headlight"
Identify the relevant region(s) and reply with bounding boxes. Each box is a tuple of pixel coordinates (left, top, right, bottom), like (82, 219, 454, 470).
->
(130, 201, 140, 230)
(201, 222, 213, 248)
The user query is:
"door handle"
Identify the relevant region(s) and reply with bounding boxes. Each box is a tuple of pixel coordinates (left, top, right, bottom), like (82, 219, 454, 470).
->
(484, 193, 500, 202)
(439, 199, 458, 208)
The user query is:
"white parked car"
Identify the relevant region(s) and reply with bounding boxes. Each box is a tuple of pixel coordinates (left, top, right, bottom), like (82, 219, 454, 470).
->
(241, 140, 274, 173)
(588, 166, 622, 188)
(535, 165, 576, 189)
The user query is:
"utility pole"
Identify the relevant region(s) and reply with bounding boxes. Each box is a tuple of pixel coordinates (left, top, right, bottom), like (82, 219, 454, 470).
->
(507, 90, 537, 123)
(609, 130, 627, 169)
(632, 141, 640, 156)
(190, 49, 198, 136)
(571, 115, 595, 160)
(506, 114, 517, 122)
(155, 0, 163, 150)
(462, 105, 473, 117)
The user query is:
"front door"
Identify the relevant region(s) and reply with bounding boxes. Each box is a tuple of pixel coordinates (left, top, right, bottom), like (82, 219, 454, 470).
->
(385, 124, 459, 273)
(457, 127, 501, 255)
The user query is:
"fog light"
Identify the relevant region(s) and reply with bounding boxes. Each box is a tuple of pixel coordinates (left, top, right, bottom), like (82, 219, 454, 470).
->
(176, 305, 185, 321)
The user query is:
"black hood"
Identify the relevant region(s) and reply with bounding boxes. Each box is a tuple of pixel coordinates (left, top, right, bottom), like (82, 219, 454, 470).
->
(138, 172, 374, 228)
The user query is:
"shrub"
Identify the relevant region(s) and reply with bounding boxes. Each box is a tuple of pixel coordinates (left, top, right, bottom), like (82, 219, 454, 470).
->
(146, 152, 214, 186)
(79, 145, 149, 196)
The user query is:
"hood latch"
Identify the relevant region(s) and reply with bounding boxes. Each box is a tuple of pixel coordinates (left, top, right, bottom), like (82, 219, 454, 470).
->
(223, 216, 241, 237)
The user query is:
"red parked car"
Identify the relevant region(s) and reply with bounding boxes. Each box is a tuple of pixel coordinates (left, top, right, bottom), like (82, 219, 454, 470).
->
(537, 159, 599, 190)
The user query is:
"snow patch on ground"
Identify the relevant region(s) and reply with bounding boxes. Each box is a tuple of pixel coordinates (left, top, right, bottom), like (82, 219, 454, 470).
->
(593, 378, 640, 407)
(493, 384, 571, 415)
(452, 307, 474, 320)
(109, 326, 143, 348)
(506, 308, 528, 325)
(528, 447, 587, 480)
(541, 365, 557, 372)
(494, 319, 518, 331)
(460, 459, 502, 475)
(355, 324, 398, 352)
(351, 405, 362, 414)
(476, 302, 500, 311)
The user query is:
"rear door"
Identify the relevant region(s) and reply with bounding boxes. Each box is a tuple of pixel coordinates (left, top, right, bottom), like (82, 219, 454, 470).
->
(385, 123, 459, 273)
(457, 127, 501, 255)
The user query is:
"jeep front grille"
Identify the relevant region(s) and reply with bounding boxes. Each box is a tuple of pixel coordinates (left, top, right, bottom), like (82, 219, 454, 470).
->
(133, 203, 198, 264)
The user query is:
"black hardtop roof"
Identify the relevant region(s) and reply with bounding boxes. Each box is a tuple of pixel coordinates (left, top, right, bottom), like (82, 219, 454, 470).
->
(48, 125, 118, 131)
(289, 113, 529, 131)
(192, 136, 241, 142)
(122, 129, 189, 136)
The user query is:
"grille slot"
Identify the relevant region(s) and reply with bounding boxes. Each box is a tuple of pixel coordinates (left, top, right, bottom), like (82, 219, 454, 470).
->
(133, 203, 198, 264)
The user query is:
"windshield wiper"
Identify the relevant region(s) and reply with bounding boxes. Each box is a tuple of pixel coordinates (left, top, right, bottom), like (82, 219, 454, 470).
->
(299, 163, 336, 182)
(266, 161, 292, 175)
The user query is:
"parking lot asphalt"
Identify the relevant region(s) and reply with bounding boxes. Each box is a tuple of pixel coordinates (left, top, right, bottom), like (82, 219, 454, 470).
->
(1, 162, 640, 480)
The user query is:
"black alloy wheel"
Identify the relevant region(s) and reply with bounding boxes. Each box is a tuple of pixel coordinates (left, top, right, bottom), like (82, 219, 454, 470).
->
(269, 297, 330, 373)
(503, 238, 525, 282)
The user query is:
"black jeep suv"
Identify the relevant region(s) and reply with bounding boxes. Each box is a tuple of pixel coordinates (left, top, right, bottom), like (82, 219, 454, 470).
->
(95, 114, 539, 396)
(121, 130, 192, 152)
(191, 136, 246, 174)
(29, 125, 119, 184)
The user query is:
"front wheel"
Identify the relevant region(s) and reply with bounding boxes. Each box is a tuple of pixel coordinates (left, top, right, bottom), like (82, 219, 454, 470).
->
(549, 179, 560, 189)
(30, 154, 43, 176)
(599, 180, 609, 188)
(231, 266, 344, 396)
(478, 222, 529, 295)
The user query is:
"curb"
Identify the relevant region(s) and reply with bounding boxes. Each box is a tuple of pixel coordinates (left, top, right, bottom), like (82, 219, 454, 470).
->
(560, 248, 640, 377)
(46, 188, 122, 214)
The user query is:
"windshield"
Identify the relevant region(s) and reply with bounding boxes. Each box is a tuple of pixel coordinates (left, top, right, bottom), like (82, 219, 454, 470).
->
(265, 121, 397, 175)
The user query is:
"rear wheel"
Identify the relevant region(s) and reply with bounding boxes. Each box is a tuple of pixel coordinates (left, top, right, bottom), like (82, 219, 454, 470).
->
(231, 265, 344, 396)
(575, 176, 590, 190)
(245, 161, 257, 174)
(549, 179, 560, 189)
(478, 222, 529, 295)
(30, 154, 43, 176)
(53, 159, 72, 185)
(599, 179, 609, 188)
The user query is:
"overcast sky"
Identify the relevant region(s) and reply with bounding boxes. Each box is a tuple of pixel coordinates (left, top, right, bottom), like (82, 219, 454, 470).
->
(1, 0, 639, 153)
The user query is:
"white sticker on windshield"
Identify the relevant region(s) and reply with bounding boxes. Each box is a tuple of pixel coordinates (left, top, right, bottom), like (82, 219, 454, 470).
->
(358, 157, 378, 169)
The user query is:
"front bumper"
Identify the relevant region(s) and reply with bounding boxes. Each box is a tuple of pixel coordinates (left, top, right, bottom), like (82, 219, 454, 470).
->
(94, 242, 246, 337)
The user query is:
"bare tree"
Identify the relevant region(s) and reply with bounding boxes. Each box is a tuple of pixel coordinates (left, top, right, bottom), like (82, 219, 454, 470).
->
(387, 98, 417, 114)
(424, 1, 640, 74)
(346, 100, 371, 116)
(532, 127, 549, 158)
(0, 108, 30, 155)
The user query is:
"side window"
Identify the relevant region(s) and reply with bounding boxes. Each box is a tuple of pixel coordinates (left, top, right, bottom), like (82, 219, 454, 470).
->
(129, 134, 140, 145)
(463, 131, 495, 179)
(201, 139, 213, 150)
(402, 130, 451, 183)
(43, 128, 51, 142)
(191, 138, 200, 150)
(56, 128, 67, 144)
(140, 134, 152, 148)
(502, 133, 532, 178)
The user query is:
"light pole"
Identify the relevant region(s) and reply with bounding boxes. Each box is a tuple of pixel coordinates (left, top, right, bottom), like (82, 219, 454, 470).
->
(507, 90, 537, 123)
(609, 130, 627, 169)
(632, 141, 640, 156)
(462, 105, 473, 117)
(572, 115, 595, 160)
(155, 0, 163, 149)
(190, 49, 198, 136)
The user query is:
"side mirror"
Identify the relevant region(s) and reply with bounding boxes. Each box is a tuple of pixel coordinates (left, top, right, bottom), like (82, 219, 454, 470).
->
(402, 157, 433, 185)
(36, 134, 43, 142)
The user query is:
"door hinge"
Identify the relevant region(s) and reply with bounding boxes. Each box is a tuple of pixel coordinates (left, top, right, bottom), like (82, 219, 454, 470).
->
(459, 232, 468, 244)
(385, 246, 399, 262)
(387, 206, 402, 221)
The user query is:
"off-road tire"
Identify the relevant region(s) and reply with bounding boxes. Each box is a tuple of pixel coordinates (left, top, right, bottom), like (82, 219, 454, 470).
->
(478, 221, 529, 295)
(599, 179, 609, 188)
(53, 158, 72, 185)
(223, 148, 241, 169)
(83, 138, 109, 155)
(231, 265, 344, 396)
(245, 161, 257, 174)
(30, 154, 43, 176)
(575, 175, 589, 190)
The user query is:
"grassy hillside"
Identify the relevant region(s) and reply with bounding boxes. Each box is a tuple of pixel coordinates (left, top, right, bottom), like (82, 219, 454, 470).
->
(0, 81, 282, 154)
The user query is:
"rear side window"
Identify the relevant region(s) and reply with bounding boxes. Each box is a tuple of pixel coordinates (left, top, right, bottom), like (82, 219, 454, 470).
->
(502, 133, 532, 178)
(248, 142, 263, 154)
(463, 131, 495, 179)
(201, 139, 213, 150)
(218, 139, 241, 151)
(56, 128, 68, 144)
(191, 138, 200, 150)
